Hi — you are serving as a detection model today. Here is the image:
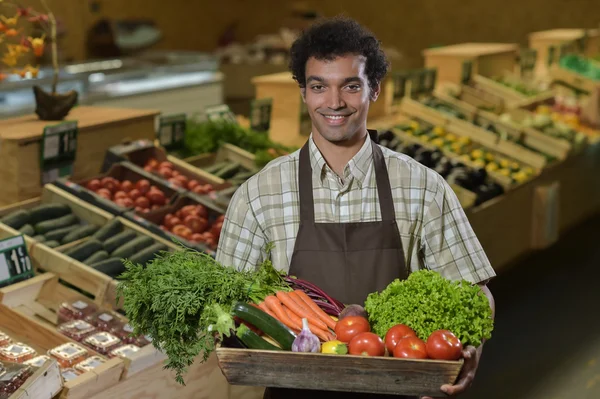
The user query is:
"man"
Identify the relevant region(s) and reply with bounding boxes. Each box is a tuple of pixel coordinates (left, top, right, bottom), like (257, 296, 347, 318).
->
(216, 17, 495, 399)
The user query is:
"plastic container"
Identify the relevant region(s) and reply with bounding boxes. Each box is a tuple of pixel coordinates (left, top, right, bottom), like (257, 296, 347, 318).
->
(0, 363, 33, 396)
(74, 356, 105, 373)
(0, 343, 36, 363)
(58, 320, 97, 342)
(60, 368, 81, 382)
(84, 311, 123, 332)
(48, 343, 88, 369)
(58, 299, 98, 323)
(109, 344, 140, 359)
(23, 355, 51, 368)
(83, 332, 121, 356)
(110, 323, 138, 345)
(0, 332, 11, 348)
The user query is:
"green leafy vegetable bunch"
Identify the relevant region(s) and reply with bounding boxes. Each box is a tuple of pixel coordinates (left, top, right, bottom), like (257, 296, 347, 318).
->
(364, 270, 494, 347)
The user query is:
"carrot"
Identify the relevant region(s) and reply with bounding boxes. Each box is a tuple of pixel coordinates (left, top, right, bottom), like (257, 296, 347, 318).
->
(264, 295, 302, 331)
(257, 302, 278, 319)
(276, 291, 329, 331)
(294, 290, 338, 330)
(283, 305, 334, 342)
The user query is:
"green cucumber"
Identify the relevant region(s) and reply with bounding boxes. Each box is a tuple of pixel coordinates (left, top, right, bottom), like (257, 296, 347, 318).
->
(82, 251, 110, 265)
(90, 258, 125, 278)
(215, 163, 241, 179)
(45, 225, 79, 242)
(236, 324, 282, 351)
(0, 210, 31, 229)
(64, 239, 104, 262)
(93, 219, 123, 241)
(28, 203, 71, 224)
(111, 236, 154, 259)
(102, 231, 137, 254)
(44, 240, 61, 248)
(35, 214, 79, 234)
(61, 225, 100, 244)
(18, 224, 35, 236)
(203, 162, 230, 174)
(32, 235, 46, 243)
(128, 243, 168, 265)
(232, 302, 296, 350)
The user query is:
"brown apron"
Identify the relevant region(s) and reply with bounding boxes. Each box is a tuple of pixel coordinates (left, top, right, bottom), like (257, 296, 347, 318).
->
(264, 133, 413, 399)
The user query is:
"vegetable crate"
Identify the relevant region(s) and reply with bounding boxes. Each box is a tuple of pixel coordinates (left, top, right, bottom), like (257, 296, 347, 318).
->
(53, 162, 181, 217)
(0, 275, 126, 399)
(5, 358, 62, 399)
(468, 74, 556, 107)
(549, 63, 600, 96)
(216, 347, 462, 397)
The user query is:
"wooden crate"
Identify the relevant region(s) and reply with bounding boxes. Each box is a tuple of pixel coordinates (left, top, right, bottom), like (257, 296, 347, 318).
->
(216, 347, 462, 397)
(0, 276, 125, 399)
(9, 359, 63, 399)
(471, 74, 556, 107)
(0, 106, 159, 206)
(549, 63, 600, 94)
(423, 43, 519, 86)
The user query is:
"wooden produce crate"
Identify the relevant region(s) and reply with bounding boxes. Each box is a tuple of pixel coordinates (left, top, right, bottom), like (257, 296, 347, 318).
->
(183, 143, 257, 174)
(549, 63, 600, 94)
(423, 43, 519, 87)
(470, 74, 556, 107)
(8, 359, 63, 399)
(0, 276, 126, 398)
(54, 162, 182, 217)
(0, 106, 159, 207)
(216, 347, 462, 397)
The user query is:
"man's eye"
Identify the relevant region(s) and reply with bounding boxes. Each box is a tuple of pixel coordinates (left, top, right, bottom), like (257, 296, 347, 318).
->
(346, 85, 361, 91)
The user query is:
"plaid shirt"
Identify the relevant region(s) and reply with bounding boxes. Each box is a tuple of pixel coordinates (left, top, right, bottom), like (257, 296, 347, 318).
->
(216, 135, 496, 284)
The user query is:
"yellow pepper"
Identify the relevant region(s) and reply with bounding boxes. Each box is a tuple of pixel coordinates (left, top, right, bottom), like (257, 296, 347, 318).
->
(321, 340, 348, 355)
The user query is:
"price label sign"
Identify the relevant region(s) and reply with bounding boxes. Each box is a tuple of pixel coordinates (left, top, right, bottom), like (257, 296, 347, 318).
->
(461, 61, 473, 85)
(519, 49, 537, 75)
(40, 121, 78, 185)
(250, 98, 273, 132)
(0, 235, 33, 288)
(157, 114, 186, 150)
(205, 104, 238, 125)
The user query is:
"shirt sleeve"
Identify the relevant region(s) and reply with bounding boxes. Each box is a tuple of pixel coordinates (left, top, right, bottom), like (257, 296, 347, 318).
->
(215, 183, 266, 272)
(420, 175, 496, 284)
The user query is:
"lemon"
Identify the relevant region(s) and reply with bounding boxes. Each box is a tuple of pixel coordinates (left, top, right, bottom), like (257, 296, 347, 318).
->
(473, 159, 486, 168)
(409, 121, 420, 130)
(497, 168, 511, 176)
(460, 154, 472, 162)
(499, 159, 510, 168)
(486, 162, 499, 172)
(458, 136, 471, 145)
(433, 126, 445, 136)
(485, 153, 495, 162)
(321, 340, 348, 355)
(451, 142, 463, 152)
(512, 171, 529, 183)
(471, 149, 484, 159)
(445, 133, 457, 142)
(510, 162, 521, 170)
(431, 138, 445, 147)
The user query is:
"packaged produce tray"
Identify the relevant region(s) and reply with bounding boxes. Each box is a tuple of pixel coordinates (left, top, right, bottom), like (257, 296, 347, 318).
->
(3, 358, 62, 399)
(54, 162, 181, 217)
(216, 346, 462, 397)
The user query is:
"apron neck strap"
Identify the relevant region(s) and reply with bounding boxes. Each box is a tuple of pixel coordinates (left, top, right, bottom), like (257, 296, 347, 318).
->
(298, 131, 396, 222)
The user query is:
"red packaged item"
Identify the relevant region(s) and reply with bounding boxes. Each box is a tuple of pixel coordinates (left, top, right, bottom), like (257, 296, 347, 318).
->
(83, 332, 121, 356)
(0, 331, 11, 348)
(60, 368, 81, 382)
(0, 364, 33, 396)
(109, 344, 140, 359)
(136, 334, 152, 347)
(0, 343, 36, 363)
(74, 356, 105, 373)
(24, 355, 51, 368)
(84, 311, 123, 332)
(58, 320, 97, 342)
(58, 300, 98, 323)
(48, 343, 88, 369)
(110, 323, 137, 345)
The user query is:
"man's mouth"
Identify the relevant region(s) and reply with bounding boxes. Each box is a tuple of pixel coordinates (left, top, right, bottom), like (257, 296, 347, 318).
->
(320, 113, 351, 125)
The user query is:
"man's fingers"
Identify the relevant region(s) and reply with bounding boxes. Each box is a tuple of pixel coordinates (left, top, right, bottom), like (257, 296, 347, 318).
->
(442, 372, 473, 395)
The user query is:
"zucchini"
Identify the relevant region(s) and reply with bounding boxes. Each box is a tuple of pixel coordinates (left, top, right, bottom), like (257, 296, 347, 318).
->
(236, 324, 282, 351)
(61, 224, 100, 244)
(111, 236, 154, 259)
(0, 210, 31, 229)
(32, 235, 46, 243)
(203, 162, 230, 174)
(28, 203, 71, 224)
(44, 240, 61, 248)
(90, 258, 125, 278)
(128, 243, 168, 265)
(45, 225, 79, 242)
(35, 214, 79, 235)
(93, 219, 123, 241)
(215, 163, 241, 179)
(18, 224, 35, 236)
(232, 302, 296, 350)
(82, 251, 109, 265)
(102, 231, 137, 254)
(64, 239, 104, 262)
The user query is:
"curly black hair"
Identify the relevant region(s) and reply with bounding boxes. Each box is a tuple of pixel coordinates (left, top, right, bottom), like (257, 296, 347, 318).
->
(289, 16, 389, 96)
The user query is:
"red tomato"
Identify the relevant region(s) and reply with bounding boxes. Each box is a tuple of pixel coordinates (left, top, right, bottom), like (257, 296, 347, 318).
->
(96, 188, 112, 199)
(135, 196, 150, 209)
(172, 225, 193, 240)
(158, 168, 173, 178)
(113, 191, 128, 200)
(86, 179, 101, 191)
(146, 158, 159, 169)
(114, 198, 127, 207)
(144, 165, 154, 172)
(135, 206, 144, 213)
(384, 324, 417, 353)
(192, 185, 205, 194)
(151, 204, 161, 210)
(348, 332, 385, 357)
(184, 215, 208, 234)
(171, 170, 180, 177)
(334, 316, 371, 343)
(159, 161, 174, 170)
(135, 179, 151, 194)
(205, 237, 216, 248)
(393, 336, 428, 359)
(165, 216, 181, 229)
(174, 175, 188, 185)
(216, 214, 225, 223)
(101, 177, 118, 193)
(426, 330, 463, 361)
(121, 198, 134, 207)
(196, 205, 208, 219)
(190, 233, 204, 242)
(179, 205, 198, 218)
(147, 191, 166, 206)
(211, 221, 223, 238)
(187, 180, 200, 190)
(128, 189, 141, 201)
(121, 180, 133, 193)
(168, 178, 183, 187)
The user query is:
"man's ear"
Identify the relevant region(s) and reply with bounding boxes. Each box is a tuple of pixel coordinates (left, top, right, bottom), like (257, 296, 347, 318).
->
(370, 82, 381, 102)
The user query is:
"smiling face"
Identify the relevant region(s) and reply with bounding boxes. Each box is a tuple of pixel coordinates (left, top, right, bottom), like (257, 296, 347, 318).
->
(303, 54, 379, 144)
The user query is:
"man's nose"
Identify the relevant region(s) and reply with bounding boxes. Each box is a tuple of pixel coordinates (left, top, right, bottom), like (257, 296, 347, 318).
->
(327, 89, 346, 110)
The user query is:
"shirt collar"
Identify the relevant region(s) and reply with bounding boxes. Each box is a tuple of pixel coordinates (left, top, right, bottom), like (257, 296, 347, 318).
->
(308, 133, 373, 187)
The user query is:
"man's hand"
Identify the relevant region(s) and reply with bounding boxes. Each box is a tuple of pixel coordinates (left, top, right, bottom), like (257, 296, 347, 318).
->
(421, 345, 479, 399)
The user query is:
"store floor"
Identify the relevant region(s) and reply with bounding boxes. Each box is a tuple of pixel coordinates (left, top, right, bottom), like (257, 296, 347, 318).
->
(463, 215, 600, 399)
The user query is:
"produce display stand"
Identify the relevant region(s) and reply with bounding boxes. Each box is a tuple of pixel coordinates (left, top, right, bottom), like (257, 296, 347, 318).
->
(469, 74, 556, 108)
(549, 63, 600, 94)
(8, 359, 62, 399)
(0, 106, 159, 207)
(216, 347, 462, 397)
(422, 43, 519, 87)
(183, 143, 258, 175)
